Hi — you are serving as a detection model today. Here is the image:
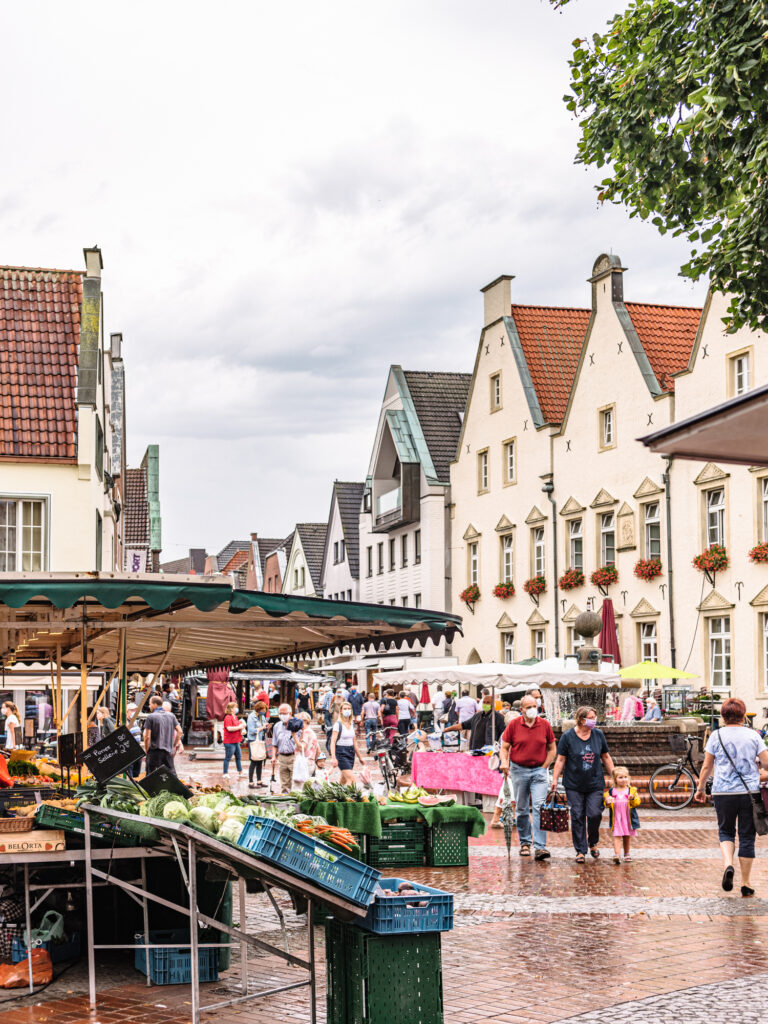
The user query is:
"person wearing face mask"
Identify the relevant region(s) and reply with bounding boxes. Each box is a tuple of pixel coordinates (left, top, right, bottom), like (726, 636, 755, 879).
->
(271, 702, 304, 793)
(551, 705, 615, 863)
(445, 690, 506, 751)
(329, 701, 367, 785)
(498, 695, 557, 856)
(525, 687, 545, 717)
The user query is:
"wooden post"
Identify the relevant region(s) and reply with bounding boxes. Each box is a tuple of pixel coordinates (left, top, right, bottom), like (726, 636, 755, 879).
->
(127, 634, 178, 728)
(86, 666, 119, 725)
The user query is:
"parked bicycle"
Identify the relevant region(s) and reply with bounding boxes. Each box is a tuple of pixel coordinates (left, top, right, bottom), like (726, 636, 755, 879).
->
(649, 735, 712, 809)
(370, 728, 411, 791)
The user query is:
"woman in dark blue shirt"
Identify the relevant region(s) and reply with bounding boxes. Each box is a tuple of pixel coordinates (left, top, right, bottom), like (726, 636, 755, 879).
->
(550, 706, 615, 863)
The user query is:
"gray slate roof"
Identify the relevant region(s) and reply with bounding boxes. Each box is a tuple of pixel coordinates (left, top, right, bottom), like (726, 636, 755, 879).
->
(123, 467, 149, 546)
(402, 370, 472, 484)
(333, 481, 365, 578)
(295, 523, 328, 593)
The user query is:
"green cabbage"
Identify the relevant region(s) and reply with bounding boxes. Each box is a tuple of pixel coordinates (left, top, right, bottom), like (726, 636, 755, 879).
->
(189, 807, 218, 833)
(143, 792, 190, 819)
(163, 801, 191, 821)
(218, 818, 245, 844)
(193, 793, 226, 810)
(221, 806, 252, 825)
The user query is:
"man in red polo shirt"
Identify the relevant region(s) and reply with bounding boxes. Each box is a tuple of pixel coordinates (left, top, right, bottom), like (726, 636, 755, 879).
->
(499, 694, 557, 861)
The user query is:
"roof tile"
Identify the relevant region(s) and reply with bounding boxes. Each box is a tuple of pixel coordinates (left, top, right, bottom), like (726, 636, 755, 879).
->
(0, 267, 83, 459)
(624, 301, 701, 392)
(509, 305, 590, 424)
(402, 371, 472, 483)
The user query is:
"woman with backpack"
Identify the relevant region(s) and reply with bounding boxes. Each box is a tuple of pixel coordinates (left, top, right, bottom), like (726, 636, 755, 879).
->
(328, 700, 367, 785)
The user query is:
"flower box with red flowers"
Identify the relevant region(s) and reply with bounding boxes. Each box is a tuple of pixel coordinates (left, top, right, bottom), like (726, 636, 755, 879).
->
(492, 582, 516, 599)
(634, 558, 662, 581)
(692, 544, 728, 574)
(459, 584, 480, 604)
(749, 543, 768, 564)
(590, 565, 619, 588)
(558, 568, 585, 591)
(523, 576, 547, 597)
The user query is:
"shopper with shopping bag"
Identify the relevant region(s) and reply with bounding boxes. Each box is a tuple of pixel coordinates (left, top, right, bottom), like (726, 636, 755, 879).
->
(246, 700, 269, 789)
(550, 706, 615, 863)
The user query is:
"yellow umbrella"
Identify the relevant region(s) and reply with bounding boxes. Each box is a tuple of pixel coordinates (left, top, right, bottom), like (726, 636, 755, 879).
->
(618, 661, 698, 680)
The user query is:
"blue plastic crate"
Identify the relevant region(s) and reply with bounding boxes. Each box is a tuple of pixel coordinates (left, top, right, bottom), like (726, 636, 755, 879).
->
(11, 933, 81, 964)
(134, 930, 219, 985)
(359, 877, 453, 935)
(237, 816, 380, 907)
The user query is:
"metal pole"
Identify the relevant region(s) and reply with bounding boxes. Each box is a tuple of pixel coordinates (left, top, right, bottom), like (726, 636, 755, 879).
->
(55, 643, 62, 736)
(663, 457, 677, 667)
(239, 876, 248, 994)
(141, 857, 151, 988)
(23, 863, 32, 994)
(188, 839, 199, 1024)
(84, 810, 96, 1008)
(308, 898, 316, 1024)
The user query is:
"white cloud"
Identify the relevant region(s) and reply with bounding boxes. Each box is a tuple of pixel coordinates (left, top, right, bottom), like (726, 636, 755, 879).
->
(0, 0, 707, 555)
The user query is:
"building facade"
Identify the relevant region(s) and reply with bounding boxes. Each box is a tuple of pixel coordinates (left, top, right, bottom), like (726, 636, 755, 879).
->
(0, 249, 125, 572)
(282, 523, 327, 598)
(451, 254, 768, 711)
(358, 366, 471, 653)
(320, 481, 365, 602)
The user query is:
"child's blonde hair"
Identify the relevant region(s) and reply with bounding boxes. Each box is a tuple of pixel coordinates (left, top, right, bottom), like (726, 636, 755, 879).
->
(611, 765, 631, 784)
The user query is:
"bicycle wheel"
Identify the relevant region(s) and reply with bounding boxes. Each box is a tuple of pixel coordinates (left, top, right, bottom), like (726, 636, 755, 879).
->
(649, 763, 696, 809)
(381, 755, 397, 792)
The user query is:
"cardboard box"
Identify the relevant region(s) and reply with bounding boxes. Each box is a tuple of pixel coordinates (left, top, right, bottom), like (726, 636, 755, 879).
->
(0, 830, 66, 854)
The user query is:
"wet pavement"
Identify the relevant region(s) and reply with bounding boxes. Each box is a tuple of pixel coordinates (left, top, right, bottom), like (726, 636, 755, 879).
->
(0, 744, 765, 1023)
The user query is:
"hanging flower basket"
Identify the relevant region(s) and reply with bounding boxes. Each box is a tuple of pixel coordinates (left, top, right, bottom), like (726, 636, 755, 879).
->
(749, 543, 768, 564)
(590, 564, 618, 595)
(492, 581, 516, 599)
(693, 544, 728, 585)
(523, 576, 547, 606)
(558, 568, 585, 591)
(634, 558, 662, 581)
(459, 584, 480, 613)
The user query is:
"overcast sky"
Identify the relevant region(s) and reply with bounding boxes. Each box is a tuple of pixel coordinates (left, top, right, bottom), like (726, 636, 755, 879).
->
(2, 1, 707, 560)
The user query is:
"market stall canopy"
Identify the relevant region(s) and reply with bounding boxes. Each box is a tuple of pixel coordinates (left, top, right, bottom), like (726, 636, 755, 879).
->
(0, 573, 462, 672)
(374, 656, 620, 689)
(618, 661, 698, 680)
(640, 382, 768, 466)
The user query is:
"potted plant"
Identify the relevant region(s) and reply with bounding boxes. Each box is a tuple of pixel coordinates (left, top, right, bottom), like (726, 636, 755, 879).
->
(749, 542, 768, 564)
(523, 576, 547, 606)
(590, 564, 619, 595)
(459, 584, 480, 613)
(634, 558, 662, 581)
(558, 568, 585, 591)
(492, 581, 516, 599)
(692, 544, 728, 585)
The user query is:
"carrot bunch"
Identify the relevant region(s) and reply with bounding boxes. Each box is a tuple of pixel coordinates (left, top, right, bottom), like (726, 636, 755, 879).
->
(294, 817, 359, 853)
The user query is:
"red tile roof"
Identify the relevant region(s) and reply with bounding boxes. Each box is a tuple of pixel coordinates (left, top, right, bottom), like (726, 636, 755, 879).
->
(509, 305, 591, 424)
(624, 302, 701, 392)
(221, 549, 249, 574)
(0, 266, 83, 460)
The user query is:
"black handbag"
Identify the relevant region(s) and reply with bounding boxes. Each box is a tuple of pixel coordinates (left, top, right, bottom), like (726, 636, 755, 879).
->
(715, 729, 768, 836)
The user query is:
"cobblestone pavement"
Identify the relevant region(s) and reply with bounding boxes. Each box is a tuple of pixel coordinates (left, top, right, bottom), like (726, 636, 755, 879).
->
(0, 747, 766, 1023)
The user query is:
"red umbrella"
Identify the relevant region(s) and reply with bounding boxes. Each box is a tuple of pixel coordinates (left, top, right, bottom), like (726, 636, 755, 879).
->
(419, 682, 431, 705)
(599, 598, 621, 667)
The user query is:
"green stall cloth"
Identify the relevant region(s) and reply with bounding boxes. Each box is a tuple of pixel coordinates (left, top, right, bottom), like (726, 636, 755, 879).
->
(380, 802, 487, 837)
(298, 799, 383, 838)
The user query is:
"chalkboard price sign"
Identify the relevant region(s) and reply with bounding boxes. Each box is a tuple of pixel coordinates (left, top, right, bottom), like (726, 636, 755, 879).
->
(58, 732, 83, 768)
(141, 766, 193, 799)
(81, 726, 144, 784)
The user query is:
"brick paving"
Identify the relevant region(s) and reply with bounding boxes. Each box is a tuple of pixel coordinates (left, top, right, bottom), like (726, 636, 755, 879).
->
(0, 746, 765, 1022)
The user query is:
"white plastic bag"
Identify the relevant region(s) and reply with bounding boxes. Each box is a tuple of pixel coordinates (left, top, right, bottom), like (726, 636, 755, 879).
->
(292, 753, 310, 785)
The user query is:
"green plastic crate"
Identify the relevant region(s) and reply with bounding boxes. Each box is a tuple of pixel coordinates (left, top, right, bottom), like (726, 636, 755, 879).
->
(36, 805, 157, 847)
(426, 822, 469, 867)
(367, 821, 425, 869)
(325, 919, 443, 1024)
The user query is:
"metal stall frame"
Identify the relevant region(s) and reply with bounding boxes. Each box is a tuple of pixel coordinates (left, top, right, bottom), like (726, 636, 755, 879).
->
(81, 805, 367, 1023)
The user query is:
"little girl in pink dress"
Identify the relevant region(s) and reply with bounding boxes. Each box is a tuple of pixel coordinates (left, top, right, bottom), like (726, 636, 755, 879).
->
(604, 766, 641, 863)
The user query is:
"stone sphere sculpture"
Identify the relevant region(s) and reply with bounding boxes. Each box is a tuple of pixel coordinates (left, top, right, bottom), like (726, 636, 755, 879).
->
(574, 610, 603, 640)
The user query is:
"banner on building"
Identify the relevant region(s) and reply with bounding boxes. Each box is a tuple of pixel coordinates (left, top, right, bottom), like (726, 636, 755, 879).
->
(125, 548, 147, 573)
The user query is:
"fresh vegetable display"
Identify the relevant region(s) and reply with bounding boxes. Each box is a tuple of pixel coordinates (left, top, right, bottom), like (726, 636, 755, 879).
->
(301, 780, 368, 803)
(75, 778, 149, 813)
(293, 815, 359, 853)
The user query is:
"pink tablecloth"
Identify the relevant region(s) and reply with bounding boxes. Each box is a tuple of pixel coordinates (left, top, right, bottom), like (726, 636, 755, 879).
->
(411, 751, 502, 796)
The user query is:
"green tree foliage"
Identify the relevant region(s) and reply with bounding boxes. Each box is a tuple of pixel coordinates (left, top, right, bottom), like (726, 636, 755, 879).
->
(555, 0, 768, 331)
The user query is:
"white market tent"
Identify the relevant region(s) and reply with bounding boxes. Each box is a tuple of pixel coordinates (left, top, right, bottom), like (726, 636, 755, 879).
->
(373, 656, 621, 690)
